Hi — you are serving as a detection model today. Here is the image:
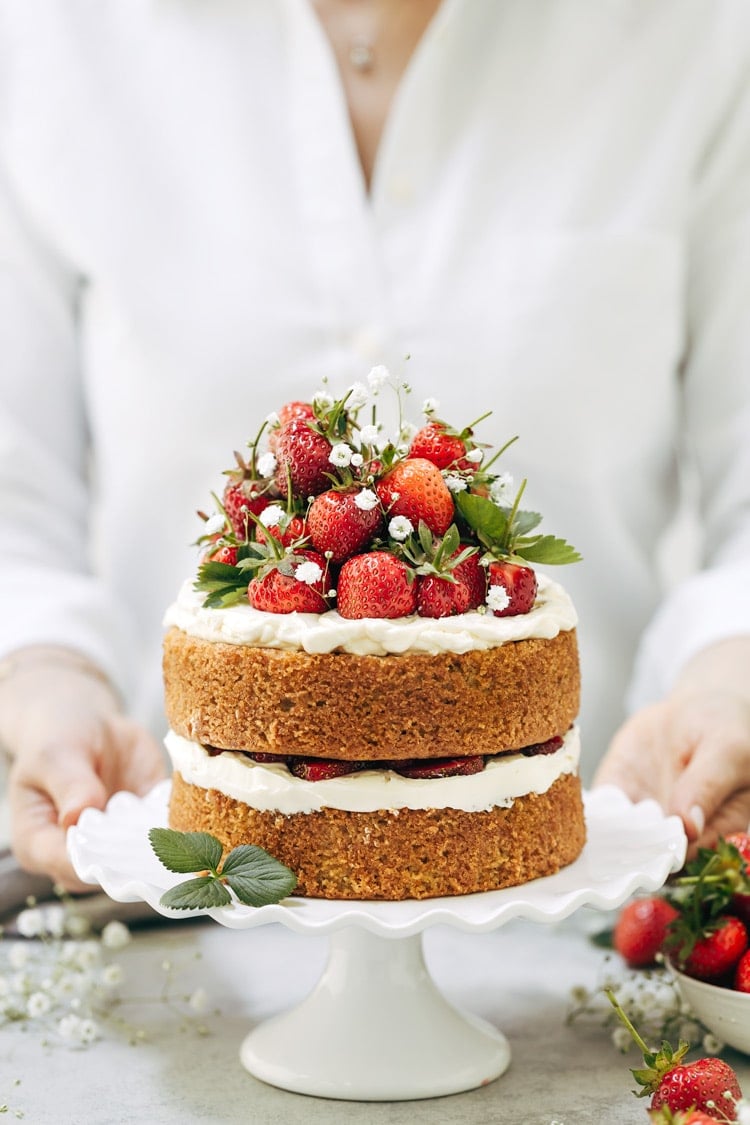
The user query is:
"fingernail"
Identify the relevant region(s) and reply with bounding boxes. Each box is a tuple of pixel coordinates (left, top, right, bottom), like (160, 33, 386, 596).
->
(689, 804, 705, 836)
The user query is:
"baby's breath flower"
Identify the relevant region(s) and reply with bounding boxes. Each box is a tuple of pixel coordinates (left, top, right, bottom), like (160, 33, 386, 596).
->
(78, 1018, 100, 1045)
(350, 453, 364, 468)
(203, 512, 226, 537)
(295, 560, 323, 586)
(388, 516, 414, 541)
(8, 945, 29, 971)
(100, 964, 124, 989)
(74, 942, 102, 971)
(611, 1026, 632, 1053)
(444, 473, 468, 493)
(329, 443, 353, 468)
(265, 410, 280, 426)
(422, 397, 440, 415)
(486, 586, 510, 613)
(490, 472, 515, 505)
(64, 913, 90, 938)
(16, 909, 45, 939)
(58, 1014, 83, 1043)
(354, 489, 379, 512)
(367, 365, 391, 391)
(399, 421, 418, 443)
(465, 448, 483, 464)
(347, 382, 370, 409)
(357, 424, 380, 446)
(27, 991, 52, 1018)
(100, 921, 131, 951)
(259, 504, 285, 527)
(256, 451, 277, 478)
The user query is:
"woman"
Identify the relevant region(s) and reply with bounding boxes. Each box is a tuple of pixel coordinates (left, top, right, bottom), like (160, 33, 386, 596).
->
(1, 0, 749, 888)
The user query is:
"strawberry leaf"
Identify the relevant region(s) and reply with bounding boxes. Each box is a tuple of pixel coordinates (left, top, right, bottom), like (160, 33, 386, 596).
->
(149, 828, 223, 873)
(221, 844, 297, 906)
(160, 875, 232, 911)
(512, 535, 582, 565)
(455, 492, 509, 541)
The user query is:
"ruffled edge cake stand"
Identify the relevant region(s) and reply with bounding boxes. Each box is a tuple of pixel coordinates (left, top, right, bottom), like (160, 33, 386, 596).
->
(68, 782, 686, 1101)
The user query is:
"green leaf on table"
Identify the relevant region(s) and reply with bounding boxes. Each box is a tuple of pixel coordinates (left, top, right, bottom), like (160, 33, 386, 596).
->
(149, 828, 297, 911)
(160, 875, 232, 911)
(149, 827, 223, 874)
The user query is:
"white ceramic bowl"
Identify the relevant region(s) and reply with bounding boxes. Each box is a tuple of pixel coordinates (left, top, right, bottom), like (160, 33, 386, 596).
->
(671, 964, 750, 1054)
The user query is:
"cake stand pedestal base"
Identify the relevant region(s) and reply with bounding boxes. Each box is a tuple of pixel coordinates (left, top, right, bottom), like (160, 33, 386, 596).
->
(239, 926, 510, 1101)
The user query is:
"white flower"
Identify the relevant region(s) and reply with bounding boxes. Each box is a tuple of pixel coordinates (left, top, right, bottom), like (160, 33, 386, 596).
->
(354, 489, 379, 512)
(350, 453, 364, 468)
(42, 904, 66, 938)
(465, 448, 483, 464)
(27, 991, 52, 1018)
(490, 472, 515, 505)
(100, 920, 131, 951)
(259, 504, 285, 527)
(388, 516, 414, 541)
(203, 511, 226, 537)
(8, 944, 29, 971)
(265, 410, 280, 426)
(367, 365, 391, 391)
(58, 1014, 84, 1043)
(294, 560, 323, 586)
(422, 397, 440, 415)
(702, 1032, 724, 1055)
(611, 1027, 631, 1052)
(79, 1018, 100, 1045)
(357, 424, 380, 446)
(188, 987, 209, 1013)
(399, 421, 418, 443)
(486, 585, 510, 613)
(101, 963, 124, 988)
(444, 473, 468, 493)
(256, 451, 277, 478)
(16, 908, 45, 938)
(329, 443, 353, 468)
(64, 913, 90, 938)
(347, 381, 370, 409)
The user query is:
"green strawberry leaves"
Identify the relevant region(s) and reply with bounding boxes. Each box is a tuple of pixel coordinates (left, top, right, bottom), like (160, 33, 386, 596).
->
(149, 828, 297, 910)
(455, 488, 581, 565)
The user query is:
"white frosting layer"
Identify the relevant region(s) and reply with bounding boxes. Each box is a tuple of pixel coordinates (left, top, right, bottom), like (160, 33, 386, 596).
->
(163, 572, 577, 656)
(165, 727, 581, 814)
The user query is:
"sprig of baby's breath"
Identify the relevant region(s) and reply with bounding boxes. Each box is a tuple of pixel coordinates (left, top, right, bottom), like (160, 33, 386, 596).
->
(148, 829, 297, 910)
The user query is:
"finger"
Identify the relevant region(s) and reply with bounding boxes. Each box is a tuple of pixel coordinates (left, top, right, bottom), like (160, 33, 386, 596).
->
(10, 780, 98, 892)
(107, 721, 167, 796)
(669, 731, 750, 836)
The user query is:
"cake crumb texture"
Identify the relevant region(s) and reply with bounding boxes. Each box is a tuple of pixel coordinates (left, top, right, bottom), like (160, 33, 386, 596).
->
(168, 770, 586, 900)
(163, 627, 580, 760)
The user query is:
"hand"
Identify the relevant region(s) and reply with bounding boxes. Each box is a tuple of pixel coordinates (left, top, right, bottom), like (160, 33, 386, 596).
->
(0, 650, 167, 891)
(594, 638, 750, 853)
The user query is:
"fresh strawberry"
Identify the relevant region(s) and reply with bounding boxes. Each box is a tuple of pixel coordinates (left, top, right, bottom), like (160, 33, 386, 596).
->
(247, 549, 328, 614)
(308, 488, 384, 564)
(606, 988, 743, 1119)
(734, 948, 750, 993)
(682, 915, 748, 982)
(395, 756, 484, 779)
(255, 512, 309, 549)
(416, 551, 487, 619)
(409, 421, 469, 470)
(336, 551, 418, 619)
(649, 1109, 727, 1124)
(726, 832, 750, 926)
(268, 400, 316, 452)
(274, 419, 332, 500)
(376, 458, 454, 536)
(613, 896, 679, 968)
(223, 478, 271, 540)
(206, 543, 239, 566)
(289, 758, 358, 781)
(520, 735, 564, 756)
(486, 560, 538, 616)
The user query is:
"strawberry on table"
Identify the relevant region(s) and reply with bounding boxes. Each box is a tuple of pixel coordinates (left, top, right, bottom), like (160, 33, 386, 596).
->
(336, 551, 418, 619)
(376, 457, 455, 537)
(614, 896, 679, 969)
(308, 487, 384, 564)
(606, 989, 743, 1119)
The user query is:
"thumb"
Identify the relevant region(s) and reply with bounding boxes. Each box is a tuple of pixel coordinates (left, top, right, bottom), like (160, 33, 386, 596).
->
(51, 758, 109, 829)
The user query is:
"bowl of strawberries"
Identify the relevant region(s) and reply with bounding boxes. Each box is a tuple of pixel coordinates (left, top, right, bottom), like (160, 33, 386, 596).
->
(666, 833, 750, 1056)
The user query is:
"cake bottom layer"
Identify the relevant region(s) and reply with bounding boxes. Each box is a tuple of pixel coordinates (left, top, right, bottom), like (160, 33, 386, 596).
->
(168, 771, 586, 900)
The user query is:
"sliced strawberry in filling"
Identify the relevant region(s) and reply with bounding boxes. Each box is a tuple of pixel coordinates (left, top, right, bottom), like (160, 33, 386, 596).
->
(394, 756, 485, 780)
(519, 736, 564, 757)
(289, 759, 359, 781)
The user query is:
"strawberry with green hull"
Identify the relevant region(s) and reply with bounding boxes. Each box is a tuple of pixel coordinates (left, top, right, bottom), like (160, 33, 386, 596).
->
(649, 1110, 731, 1124)
(247, 548, 329, 614)
(274, 418, 333, 500)
(376, 457, 455, 537)
(308, 487, 385, 564)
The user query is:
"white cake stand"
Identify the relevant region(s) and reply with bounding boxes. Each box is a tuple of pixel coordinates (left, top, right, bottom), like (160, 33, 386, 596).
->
(68, 783, 686, 1102)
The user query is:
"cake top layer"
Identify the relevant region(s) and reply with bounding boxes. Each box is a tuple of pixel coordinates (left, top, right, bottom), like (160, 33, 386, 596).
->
(164, 571, 577, 655)
(186, 371, 581, 625)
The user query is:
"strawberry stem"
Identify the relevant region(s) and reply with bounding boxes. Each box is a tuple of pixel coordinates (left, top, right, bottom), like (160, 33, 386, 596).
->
(605, 988, 653, 1056)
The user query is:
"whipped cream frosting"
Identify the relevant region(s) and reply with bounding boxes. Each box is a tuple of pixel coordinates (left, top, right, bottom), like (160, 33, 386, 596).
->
(165, 727, 581, 814)
(163, 572, 577, 656)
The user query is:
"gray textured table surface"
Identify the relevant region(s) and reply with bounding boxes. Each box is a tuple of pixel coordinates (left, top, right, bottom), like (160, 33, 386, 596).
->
(2, 909, 748, 1125)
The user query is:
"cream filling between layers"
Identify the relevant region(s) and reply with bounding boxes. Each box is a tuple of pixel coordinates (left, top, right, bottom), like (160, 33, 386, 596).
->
(163, 572, 577, 656)
(165, 727, 581, 814)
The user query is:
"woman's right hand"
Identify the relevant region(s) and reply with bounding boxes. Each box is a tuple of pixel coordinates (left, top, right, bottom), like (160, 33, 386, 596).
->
(0, 649, 166, 891)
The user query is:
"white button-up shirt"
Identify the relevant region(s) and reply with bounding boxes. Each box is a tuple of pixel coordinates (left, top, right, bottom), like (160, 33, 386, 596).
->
(1, 0, 749, 776)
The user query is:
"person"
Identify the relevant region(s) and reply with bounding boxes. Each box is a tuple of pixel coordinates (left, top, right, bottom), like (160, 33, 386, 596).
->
(0, 0, 749, 891)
